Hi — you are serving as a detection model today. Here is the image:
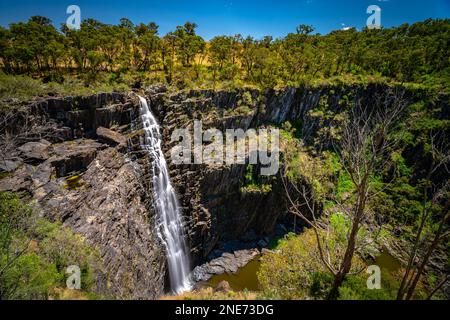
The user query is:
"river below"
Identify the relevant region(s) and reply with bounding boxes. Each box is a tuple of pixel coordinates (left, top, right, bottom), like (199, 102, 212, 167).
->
(204, 250, 401, 293)
(207, 256, 262, 292)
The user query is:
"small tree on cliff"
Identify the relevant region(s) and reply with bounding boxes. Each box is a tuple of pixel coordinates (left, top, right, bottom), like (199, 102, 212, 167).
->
(283, 90, 407, 298)
(397, 132, 450, 300)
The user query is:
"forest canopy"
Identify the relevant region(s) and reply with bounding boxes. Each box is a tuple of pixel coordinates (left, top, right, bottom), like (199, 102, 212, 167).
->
(0, 17, 449, 91)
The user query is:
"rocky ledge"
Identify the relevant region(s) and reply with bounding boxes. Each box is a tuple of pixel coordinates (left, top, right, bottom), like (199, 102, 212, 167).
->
(192, 224, 291, 283)
(0, 93, 167, 299)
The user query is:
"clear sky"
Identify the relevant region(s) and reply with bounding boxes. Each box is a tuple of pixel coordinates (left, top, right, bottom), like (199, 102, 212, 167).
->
(0, 0, 449, 39)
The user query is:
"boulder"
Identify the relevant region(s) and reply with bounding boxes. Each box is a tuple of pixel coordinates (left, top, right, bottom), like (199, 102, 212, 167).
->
(18, 140, 51, 163)
(0, 164, 34, 192)
(192, 248, 260, 282)
(214, 281, 231, 293)
(49, 139, 103, 177)
(96, 126, 127, 146)
(0, 158, 23, 173)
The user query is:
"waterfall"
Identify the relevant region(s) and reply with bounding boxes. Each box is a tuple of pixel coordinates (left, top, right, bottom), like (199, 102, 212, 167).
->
(138, 96, 192, 294)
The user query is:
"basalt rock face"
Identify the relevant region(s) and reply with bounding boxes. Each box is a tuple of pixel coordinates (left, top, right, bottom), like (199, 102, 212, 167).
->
(146, 86, 351, 263)
(145, 84, 450, 266)
(3, 85, 447, 298)
(147, 88, 291, 264)
(140, 87, 312, 263)
(0, 93, 167, 299)
(1, 87, 304, 297)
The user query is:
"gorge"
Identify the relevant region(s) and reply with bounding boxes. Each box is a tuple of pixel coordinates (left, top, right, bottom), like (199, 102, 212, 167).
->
(0, 84, 448, 299)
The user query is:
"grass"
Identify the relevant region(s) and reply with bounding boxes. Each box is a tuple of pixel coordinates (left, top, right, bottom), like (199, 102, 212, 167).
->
(240, 183, 272, 195)
(160, 287, 258, 300)
(0, 72, 130, 110)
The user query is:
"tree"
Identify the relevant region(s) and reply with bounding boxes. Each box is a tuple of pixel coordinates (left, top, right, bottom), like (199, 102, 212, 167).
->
(283, 90, 407, 298)
(134, 22, 161, 72)
(241, 36, 258, 81)
(296, 24, 315, 35)
(397, 133, 450, 300)
(161, 32, 177, 83)
(0, 27, 13, 73)
(209, 36, 233, 83)
(174, 22, 205, 67)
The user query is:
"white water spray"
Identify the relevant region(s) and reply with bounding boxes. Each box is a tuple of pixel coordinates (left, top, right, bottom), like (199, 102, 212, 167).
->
(138, 96, 192, 294)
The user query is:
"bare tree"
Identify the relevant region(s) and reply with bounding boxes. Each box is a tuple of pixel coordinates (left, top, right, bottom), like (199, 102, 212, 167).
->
(282, 90, 406, 298)
(397, 132, 450, 300)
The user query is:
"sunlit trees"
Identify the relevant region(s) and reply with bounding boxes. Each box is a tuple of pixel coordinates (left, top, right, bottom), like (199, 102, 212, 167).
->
(134, 22, 161, 72)
(0, 17, 449, 88)
(173, 22, 205, 68)
(209, 36, 233, 83)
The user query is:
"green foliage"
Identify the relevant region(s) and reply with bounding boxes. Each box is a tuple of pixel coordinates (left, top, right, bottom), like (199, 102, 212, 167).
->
(336, 171, 354, 201)
(39, 225, 100, 291)
(309, 272, 334, 298)
(282, 136, 338, 202)
(0, 192, 100, 300)
(338, 274, 398, 300)
(330, 213, 351, 243)
(1, 17, 449, 91)
(258, 208, 397, 300)
(240, 165, 272, 195)
(1, 252, 60, 300)
(0, 191, 32, 251)
(391, 152, 413, 177)
(0, 192, 51, 299)
(258, 228, 365, 299)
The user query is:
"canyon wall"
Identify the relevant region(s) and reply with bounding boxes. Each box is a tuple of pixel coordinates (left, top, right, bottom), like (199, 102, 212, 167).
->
(1, 85, 447, 298)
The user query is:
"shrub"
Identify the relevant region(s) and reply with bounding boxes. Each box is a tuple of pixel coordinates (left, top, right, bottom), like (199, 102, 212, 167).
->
(258, 228, 365, 299)
(39, 226, 100, 291)
(0, 252, 60, 299)
(0, 192, 100, 299)
(338, 273, 398, 300)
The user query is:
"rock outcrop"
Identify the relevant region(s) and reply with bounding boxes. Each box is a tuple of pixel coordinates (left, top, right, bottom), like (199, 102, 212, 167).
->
(0, 93, 166, 299)
(18, 139, 52, 163)
(2, 85, 447, 298)
(96, 126, 127, 147)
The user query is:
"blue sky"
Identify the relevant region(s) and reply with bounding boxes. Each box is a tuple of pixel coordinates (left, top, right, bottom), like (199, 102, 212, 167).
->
(0, 0, 449, 39)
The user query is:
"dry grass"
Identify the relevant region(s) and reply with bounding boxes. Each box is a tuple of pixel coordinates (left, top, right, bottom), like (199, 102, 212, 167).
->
(160, 287, 258, 300)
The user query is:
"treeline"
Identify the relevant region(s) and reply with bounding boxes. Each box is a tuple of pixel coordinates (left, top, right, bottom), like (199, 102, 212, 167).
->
(0, 16, 449, 88)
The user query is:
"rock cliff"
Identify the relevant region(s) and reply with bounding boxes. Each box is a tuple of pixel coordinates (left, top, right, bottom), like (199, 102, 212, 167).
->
(0, 93, 166, 299)
(1, 84, 447, 298)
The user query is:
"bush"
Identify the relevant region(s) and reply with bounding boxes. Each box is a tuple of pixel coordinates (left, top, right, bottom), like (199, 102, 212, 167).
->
(258, 228, 365, 299)
(0, 252, 60, 299)
(338, 274, 398, 300)
(0, 192, 100, 299)
(39, 225, 100, 291)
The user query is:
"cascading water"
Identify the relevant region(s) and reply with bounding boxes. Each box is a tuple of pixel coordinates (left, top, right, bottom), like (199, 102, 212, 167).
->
(138, 96, 192, 294)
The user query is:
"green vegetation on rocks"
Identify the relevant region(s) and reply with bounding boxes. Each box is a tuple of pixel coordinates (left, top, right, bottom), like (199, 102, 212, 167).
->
(0, 192, 101, 300)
